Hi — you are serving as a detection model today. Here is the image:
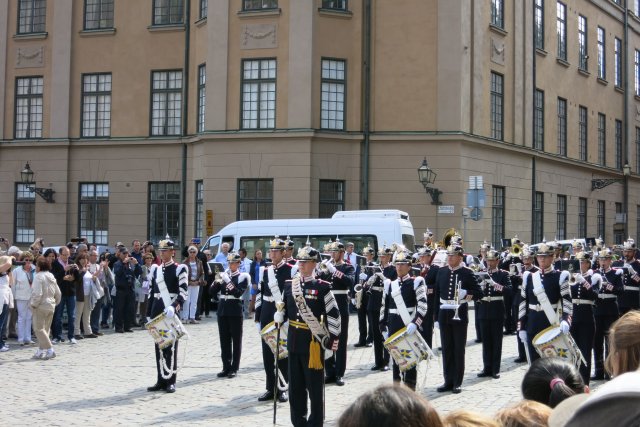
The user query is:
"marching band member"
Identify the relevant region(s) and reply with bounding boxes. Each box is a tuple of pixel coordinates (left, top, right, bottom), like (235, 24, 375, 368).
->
(619, 238, 640, 316)
(211, 252, 250, 379)
(477, 249, 512, 379)
(285, 237, 296, 266)
(512, 246, 538, 363)
(592, 248, 623, 380)
(570, 252, 600, 384)
(367, 246, 395, 371)
(276, 246, 340, 427)
(518, 243, 572, 364)
(353, 245, 374, 348)
(417, 247, 439, 348)
(146, 239, 188, 393)
(500, 236, 522, 335)
(379, 250, 428, 390)
(474, 241, 491, 343)
(255, 237, 291, 402)
(423, 229, 435, 249)
(434, 244, 482, 394)
(319, 240, 354, 386)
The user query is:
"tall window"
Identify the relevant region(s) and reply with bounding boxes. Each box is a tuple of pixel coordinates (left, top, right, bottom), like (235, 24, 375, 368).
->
(151, 70, 182, 136)
(149, 182, 180, 244)
(557, 195, 567, 240)
(556, 2, 567, 60)
(637, 127, 640, 174)
(15, 76, 43, 139)
(533, 192, 544, 243)
(578, 15, 587, 70)
(636, 50, 640, 96)
(535, 0, 544, 50)
(81, 73, 111, 138)
(615, 119, 623, 169)
(598, 113, 606, 166)
(319, 180, 345, 218)
(597, 200, 605, 239)
(615, 38, 622, 88)
(578, 106, 587, 161)
(79, 183, 109, 245)
(14, 184, 35, 244)
(197, 64, 206, 133)
(578, 197, 587, 238)
(491, 0, 504, 29)
(490, 72, 504, 140)
(241, 59, 276, 129)
(534, 89, 544, 150)
(237, 179, 273, 220)
(557, 97, 567, 156)
(153, 0, 183, 25)
(321, 0, 347, 10)
(492, 186, 505, 250)
(321, 59, 346, 130)
(199, 0, 207, 19)
(194, 180, 204, 239)
(597, 27, 606, 80)
(637, 205, 640, 244)
(84, 0, 114, 30)
(243, 0, 278, 10)
(18, 0, 46, 34)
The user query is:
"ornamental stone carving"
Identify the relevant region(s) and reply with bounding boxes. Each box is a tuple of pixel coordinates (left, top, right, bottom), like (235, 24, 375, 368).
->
(16, 46, 44, 68)
(241, 24, 277, 50)
(490, 38, 505, 65)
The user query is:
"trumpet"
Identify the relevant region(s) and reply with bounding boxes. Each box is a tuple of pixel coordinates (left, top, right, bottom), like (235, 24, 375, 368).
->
(452, 277, 462, 321)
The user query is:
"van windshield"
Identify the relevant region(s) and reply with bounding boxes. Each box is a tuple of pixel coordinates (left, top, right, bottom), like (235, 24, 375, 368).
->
(204, 236, 221, 255)
(240, 235, 378, 260)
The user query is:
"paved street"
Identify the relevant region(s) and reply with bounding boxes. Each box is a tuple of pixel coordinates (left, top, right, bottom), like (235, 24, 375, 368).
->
(2, 309, 571, 425)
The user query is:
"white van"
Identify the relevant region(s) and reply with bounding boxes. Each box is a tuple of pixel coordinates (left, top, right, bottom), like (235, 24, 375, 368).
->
(203, 210, 415, 259)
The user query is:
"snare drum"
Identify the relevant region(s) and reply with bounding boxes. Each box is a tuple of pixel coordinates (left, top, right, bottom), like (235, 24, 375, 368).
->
(384, 326, 433, 372)
(261, 321, 289, 360)
(145, 313, 187, 350)
(532, 325, 584, 368)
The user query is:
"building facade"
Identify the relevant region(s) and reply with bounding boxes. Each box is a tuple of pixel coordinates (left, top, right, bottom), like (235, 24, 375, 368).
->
(0, 0, 638, 251)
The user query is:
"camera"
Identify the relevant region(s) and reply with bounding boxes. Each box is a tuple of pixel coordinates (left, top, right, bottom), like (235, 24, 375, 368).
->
(12, 259, 26, 266)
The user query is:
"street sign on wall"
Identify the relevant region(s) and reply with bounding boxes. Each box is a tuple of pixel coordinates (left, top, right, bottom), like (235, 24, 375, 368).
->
(438, 205, 455, 214)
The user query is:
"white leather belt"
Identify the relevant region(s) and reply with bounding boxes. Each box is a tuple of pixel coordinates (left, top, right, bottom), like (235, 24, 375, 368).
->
(624, 286, 640, 291)
(529, 303, 558, 312)
(598, 294, 617, 299)
(440, 299, 467, 305)
(481, 296, 504, 302)
(155, 293, 177, 299)
(332, 290, 349, 295)
(390, 307, 416, 315)
(262, 296, 275, 302)
(370, 286, 383, 291)
(573, 299, 595, 305)
(220, 295, 241, 300)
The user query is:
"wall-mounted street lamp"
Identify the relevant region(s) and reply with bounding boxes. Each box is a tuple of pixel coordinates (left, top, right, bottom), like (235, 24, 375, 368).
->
(591, 164, 631, 191)
(20, 162, 55, 203)
(417, 157, 443, 205)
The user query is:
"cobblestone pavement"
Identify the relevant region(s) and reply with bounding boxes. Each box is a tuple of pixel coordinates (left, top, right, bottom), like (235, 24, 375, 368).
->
(1, 310, 602, 426)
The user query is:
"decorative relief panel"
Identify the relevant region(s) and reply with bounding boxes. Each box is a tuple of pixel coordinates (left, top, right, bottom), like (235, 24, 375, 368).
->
(16, 46, 44, 69)
(490, 38, 505, 66)
(241, 24, 277, 50)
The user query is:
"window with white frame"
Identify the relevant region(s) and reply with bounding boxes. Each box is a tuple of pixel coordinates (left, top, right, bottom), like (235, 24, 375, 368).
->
(597, 200, 605, 240)
(151, 70, 182, 136)
(557, 195, 566, 240)
(243, 0, 277, 10)
(578, 197, 587, 238)
(492, 186, 505, 250)
(199, 0, 207, 19)
(82, 73, 111, 138)
(319, 180, 345, 218)
(615, 119, 623, 170)
(557, 97, 567, 156)
(615, 37, 622, 88)
(636, 50, 640, 96)
(321, 59, 346, 130)
(197, 64, 206, 133)
(535, 0, 544, 50)
(194, 180, 204, 239)
(534, 89, 544, 150)
(533, 192, 544, 243)
(598, 113, 606, 166)
(15, 76, 43, 139)
(491, 0, 504, 29)
(241, 59, 276, 129)
(14, 183, 35, 244)
(149, 182, 180, 245)
(237, 179, 273, 220)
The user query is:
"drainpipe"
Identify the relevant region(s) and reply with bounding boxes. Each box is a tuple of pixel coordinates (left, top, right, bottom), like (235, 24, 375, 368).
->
(531, 0, 537, 241)
(361, 0, 371, 209)
(180, 0, 191, 247)
(623, 2, 629, 238)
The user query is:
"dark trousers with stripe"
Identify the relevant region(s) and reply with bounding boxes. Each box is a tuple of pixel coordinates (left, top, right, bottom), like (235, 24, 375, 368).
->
(289, 352, 324, 427)
(593, 314, 617, 377)
(480, 318, 504, 375)
(356, 292, 371, 343)
(154, 341, 178, 386)
(325, 296, 349, 378)
(571, 319, 595, 384)
(369, 309, 389, 367)
(218, 315, 243, 372)
(440, 321, 468, 388)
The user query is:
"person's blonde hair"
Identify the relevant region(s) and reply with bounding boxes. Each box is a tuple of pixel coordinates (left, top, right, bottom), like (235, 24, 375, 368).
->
(442, 410, 499, 427)
(495, 400, 551, 427)
(606, 311, 640, 377)
(20, 252, 34, 261)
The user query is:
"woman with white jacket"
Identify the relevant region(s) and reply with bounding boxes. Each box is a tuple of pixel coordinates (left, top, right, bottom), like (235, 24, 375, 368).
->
(30, 256, 61, 359)
(0, 255, 13, 352)
(13, 252, 36, 345)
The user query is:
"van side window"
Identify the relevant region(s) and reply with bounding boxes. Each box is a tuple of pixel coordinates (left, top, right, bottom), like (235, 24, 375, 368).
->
(239, 234, 377, 260)
(222, 236, 234, 251)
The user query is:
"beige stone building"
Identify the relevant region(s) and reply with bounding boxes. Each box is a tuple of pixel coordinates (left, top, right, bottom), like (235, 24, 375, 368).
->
(0, 0, 639, 251)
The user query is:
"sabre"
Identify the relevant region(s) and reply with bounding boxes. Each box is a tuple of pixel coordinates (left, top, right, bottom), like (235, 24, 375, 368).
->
(273, 301, 285, 426)
(521, 332, 532, 366)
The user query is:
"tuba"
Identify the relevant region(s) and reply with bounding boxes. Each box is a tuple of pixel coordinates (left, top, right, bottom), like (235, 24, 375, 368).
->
(510, 243, 523, 258)
(439, 228, 459, 249)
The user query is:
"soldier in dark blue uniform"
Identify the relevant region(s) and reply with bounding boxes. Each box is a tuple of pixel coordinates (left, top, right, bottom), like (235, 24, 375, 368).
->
(319, 240, 354, 386)
(417, 247, 439, 348)
(592, 249, 623, 380)
(570, 251, 600, 384)
(434, 245, 482, 394)
(276, 246, 340, 427)
(477, 249, 512, 379)
(254, 237, 291, 402)
(379, 250, 428, 390)
(518, 243, 573, 364)
(146, 239, 188, 393)
(211, 252, 250, 379)
(367, 246, 396, 371)
(499, 236, 523, 336)
(512, 247, 538, 363)
(619, 238, 640, 316)
(354, 245, 375, 348)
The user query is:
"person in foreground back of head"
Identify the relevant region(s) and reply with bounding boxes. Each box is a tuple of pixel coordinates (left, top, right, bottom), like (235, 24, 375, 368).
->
(521, 357, 587, 408)
(605, 311, 640, 378)
(495, 400, 551, 427)
(337, 384, 443, 427)
(441, 410, 499, 427)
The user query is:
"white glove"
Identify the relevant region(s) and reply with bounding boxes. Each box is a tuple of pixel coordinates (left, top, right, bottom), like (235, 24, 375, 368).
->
(382, 329, 389, 340)
(255, 322, 261, 333)
(220, 272, 230, 283)
(323, 260, 336, 274)
(458, 289, 467, 299)
(560, 320, 570, 334)
(146, 317, 151, 323)
(164, 306, 175, 318)
(351, 298, 357, 306)
(267, 266, 276, 283)
(274, 311, 285, 324)
(406, 323, 417, 334)
(575, 273, 585, 284)
(359, 272, 368, 281)
(434, 321, 440, 330)
(383, 278, 391, 287)
(518, 330, 528, 342)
